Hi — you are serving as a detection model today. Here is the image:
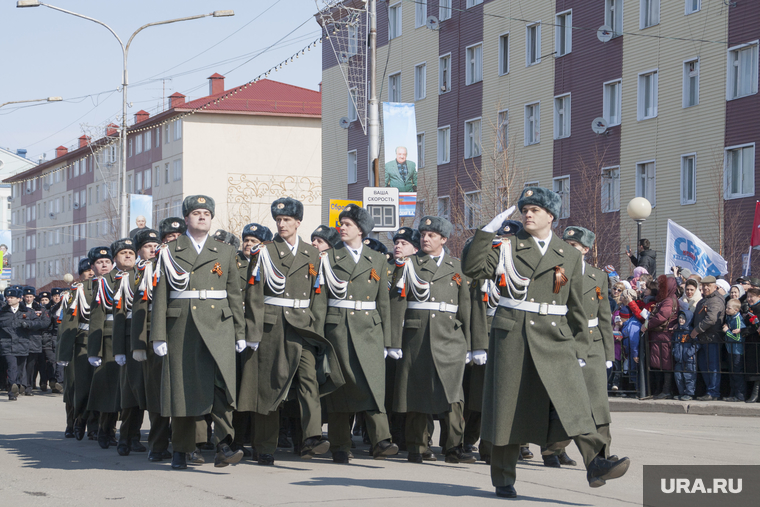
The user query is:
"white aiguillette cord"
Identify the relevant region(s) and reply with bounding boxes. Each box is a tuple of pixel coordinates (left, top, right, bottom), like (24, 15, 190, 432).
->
(395, 257, 430, 301)
(158, 245, 190, 292)
(137, 259, 154, 302)
(250, 244, 286, 295)
(114, 271, 134, 311)
(494, 239, 530, 300)
(68, 282, 90, 320)
(318, 251, 348, 299)
(480, 279, 501, 308)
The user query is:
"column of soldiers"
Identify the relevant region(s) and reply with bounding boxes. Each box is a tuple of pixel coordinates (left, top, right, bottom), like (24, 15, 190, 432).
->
(39, 187, 629, 499)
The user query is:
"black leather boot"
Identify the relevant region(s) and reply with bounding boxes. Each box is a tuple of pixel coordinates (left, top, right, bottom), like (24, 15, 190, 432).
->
(747, 381, 760, 403)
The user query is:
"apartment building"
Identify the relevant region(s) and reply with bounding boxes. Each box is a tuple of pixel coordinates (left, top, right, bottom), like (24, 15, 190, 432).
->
(320, 0, 758, 277)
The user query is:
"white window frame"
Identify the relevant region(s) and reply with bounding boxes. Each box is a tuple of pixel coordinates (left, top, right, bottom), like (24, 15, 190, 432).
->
(439, 53, 452, 94)
(348, 150, 358, 184)
(145, 128, 151, 151)
(465, 42, 483, 85)
(640, 0, 660, 29)
(603, 79, 622, 126)
(685, 0, 701, 15)
(466, 0, 483, 7)
(497, 109, 509, 153)
(637, 69, 658, 120)
(415, 0, 427, 28)
(554, 93, 571, 139)
(498, 32, 510, 75)
(635, 160, 657, 207)
(414, 62, 427, 100)
(605, 0, 624, 37)
(348, 87, 358, 122)
(439, 0, 452, 21)
(464, 118, 482, 159)
(464, 191, 482, 230)
(135, 133, 143, 154)
(552, 176, 570, 219)
(601, 166, 620, 213)
(173, 119, 182, 140)
(438, 196, 451, 222)
(173, 159, 182, 181)
(724, 143, 755, 200)
(680, 153, 697, 205)
(555, 10, 572, 57)
(388, 2, 402, 40)
(526, 22, 542, 67)
(417, 132, 425, 168)
(524, 101, 540, 146)
(727, 41, 759, 100)
(388, 72, 402, 102)
(437, 126, 451, 164)
(683, 58, 700, 108)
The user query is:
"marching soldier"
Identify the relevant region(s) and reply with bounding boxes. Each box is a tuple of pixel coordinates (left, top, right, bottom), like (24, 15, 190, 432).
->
(151, 196, 245, 470)
(238, 197, 344, 466)
(462, 187, 629, 499)
(390, 216, 474, 464)
(321, 204, 398, 463)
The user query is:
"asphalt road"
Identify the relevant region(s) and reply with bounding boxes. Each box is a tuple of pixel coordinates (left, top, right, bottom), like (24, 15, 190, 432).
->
(1, 392, 757, 506)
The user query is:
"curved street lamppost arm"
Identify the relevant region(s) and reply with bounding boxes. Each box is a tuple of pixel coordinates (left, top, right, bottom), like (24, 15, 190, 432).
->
(0, 97, 62, 108)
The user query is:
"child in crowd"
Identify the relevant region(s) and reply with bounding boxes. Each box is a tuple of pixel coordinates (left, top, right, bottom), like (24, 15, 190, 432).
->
(620, 306, 641, 396)
(723, 299, 746, 402)
(672, 309, 698, 401)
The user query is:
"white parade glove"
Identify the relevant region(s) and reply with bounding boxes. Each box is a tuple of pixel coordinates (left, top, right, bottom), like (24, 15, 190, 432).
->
(466, 351, 472, 364)
(387, 348, 403, 360)
(482, 206, 516, 233)
(153, 341, 168, 357)
(88, 356, 102, 367)
(472, 350, 487, 365)
(578, 358, 586, 367)
(114, 354, 127, 366)
(132, 350, 147, 362)
(246, 341, 260, 351)
(384, 348, 389, 359)
(57, 361, 69, 367)
(235, 340, 246, 353)
(606, 360, 613, 369)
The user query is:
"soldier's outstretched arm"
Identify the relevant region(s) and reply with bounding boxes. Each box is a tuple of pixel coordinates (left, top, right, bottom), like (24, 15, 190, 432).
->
(462, 229, 499, 280)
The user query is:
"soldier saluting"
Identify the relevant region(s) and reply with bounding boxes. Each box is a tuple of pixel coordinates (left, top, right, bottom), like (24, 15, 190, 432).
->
(462, 187, 630, 499)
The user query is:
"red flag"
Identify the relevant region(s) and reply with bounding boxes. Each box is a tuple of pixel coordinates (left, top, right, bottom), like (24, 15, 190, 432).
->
(752, 201, 760, 247)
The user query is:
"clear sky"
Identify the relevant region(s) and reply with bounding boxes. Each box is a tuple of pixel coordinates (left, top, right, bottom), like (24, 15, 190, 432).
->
(0, 0, 324, 163)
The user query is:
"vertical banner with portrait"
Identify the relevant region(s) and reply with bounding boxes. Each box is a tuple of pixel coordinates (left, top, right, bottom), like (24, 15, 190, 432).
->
(129, 194, 153, 239)
(0, 229, 11, 279)
(382, 103, 418, 195)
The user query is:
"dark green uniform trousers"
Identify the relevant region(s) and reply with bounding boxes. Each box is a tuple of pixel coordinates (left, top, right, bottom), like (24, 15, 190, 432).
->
(405, 401, 465, 454)
(328, 410, 390, 453)
(545, 422, 612, 459)
(171, 385, 234, 453)
(147, 411, 170, 452)
(119, 407, 144, 444)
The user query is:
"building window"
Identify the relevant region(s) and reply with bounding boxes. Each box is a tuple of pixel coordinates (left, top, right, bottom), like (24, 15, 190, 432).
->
(635, 161, 657, 206)
(637, 70, 658, 120)
(606, 0, 624, 37)
(555, 10, 572, 57)
(554, 94, 571, 139)
(73, 160, 79, 177)
(173, 159, 182, 181)
(526, 23, 541, 66)
(164, 123, 170, 144)
(388, 72, 401, 102)
(438, 196, 450, 221)
(415, 0, 427, 28)
(601, 167, 620, 212)
(135, 134, 143, 154)
(348, 87, 358, 121)
(145, 129, 152, 151)
(165, 163, 170, 184)
(466, 0, 483, 7)
(681, 154, 697, 205)
(136, 173, 143, 192)
(388, 2, 402, 40)
(464, 118, 482, 159)
(553, 176, 570, 219)
(524, 102, 540, 146)
(80, 190, 86, 207)
(683, 59, 699, 107)
(144, 170, 151, 190)
(725, 144, 755, 199)
(603, 79, 622, 126)
(437, 126, 450, 164)
(685, 0, 701, 14)
(464, 191, 481, 230)
(154, 166, 160, 187)
(417, 133, 425, 168)
(414, 63, 426, 100)
(126, 176, 132, 194)
(465, 43, 483, 85)
(497, 110, 509, 152)
(499, 33, 510, 75)
(727, 42, 759, 100)
(128, 138, 133, 157)
(348, 150, 358, 184)
(439, 0, 452, 21)
(640, 0, 660, 29)
(155, 127, 161, 146)
(439, 54, 451, 93)
(173, 119, 182, 140)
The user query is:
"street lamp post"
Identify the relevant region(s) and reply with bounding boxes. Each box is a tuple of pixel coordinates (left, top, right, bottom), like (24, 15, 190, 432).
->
(17, 1, 233, 237)
(627, 196, 652, 399)
(0, 96, 62, 109)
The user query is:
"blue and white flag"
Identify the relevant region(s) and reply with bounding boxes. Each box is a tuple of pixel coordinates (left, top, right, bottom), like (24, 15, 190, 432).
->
(665, 219, 727, 277)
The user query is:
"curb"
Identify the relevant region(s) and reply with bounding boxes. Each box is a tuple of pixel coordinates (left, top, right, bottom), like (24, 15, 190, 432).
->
(609, 397, 760, 417)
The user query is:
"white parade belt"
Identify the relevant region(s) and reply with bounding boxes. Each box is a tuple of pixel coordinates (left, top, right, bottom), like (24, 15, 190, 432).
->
(170, 290, 227, 300)
(486, 307, 497, 317)
(264, 296, 310, 309)
(126, 311, 132, 319)
(588, 318, 599, 328)
(106, 314, 114, 321)
(78, 323, 89, 330)
(408, 301, 458, 313)
(498, 298, 568, 316)
(328, 299, 376, 311)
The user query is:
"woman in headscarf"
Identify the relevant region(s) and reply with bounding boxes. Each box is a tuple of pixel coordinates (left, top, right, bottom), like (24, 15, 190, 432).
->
(646, 275, 679, 399)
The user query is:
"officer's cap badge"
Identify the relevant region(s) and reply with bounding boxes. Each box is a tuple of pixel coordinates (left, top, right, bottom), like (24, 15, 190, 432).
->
(277, 203, 285, 209)
(172, 222, 180, 228)
(425, 219, 431, 225)
(198, 197, 206, 204)
(568, 230, 575, 236)
(100, 249, 107, 255)
(525, 190, 533, 197)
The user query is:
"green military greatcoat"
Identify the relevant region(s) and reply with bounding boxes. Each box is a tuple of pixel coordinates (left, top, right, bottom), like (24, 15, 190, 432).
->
(113, 266, 147, 411)
(323, 242, 391, 414)
(87, 271, 121, 414)
(151, 235, 245, 418)
(57, 280, 94, 417)
(462, 229, 596, 445)
(466, 277, 492, 412)
(390, 252, 472, 415)
(130, 259, 162, 414)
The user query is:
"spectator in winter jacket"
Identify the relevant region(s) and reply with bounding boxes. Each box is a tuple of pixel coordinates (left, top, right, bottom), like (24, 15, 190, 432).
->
(646, 276, 678, 399)
(673, 309, 698, 400)
(627, 238, 657, 277)
(691, 276, 726, 401)
(620, 306, 641, 395)
(0, 287, 45, 400)
(680, 279, 702, 312)
(723, 299, 746, 402)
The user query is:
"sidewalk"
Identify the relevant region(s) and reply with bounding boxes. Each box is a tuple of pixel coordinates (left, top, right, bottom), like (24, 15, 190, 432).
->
(609, 396, 760, 416)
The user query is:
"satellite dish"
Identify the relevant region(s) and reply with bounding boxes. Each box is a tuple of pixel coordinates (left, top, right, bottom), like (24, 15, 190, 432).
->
(591, 117, 609, 135)
(337, 51, 350, 63)
(426, 16, 440, 31)
(339, 117, 351, 129)
(597, 25, 613, 43)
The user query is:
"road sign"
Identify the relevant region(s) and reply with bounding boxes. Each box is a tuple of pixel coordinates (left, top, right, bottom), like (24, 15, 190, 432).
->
(362, 187, 399, 232)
